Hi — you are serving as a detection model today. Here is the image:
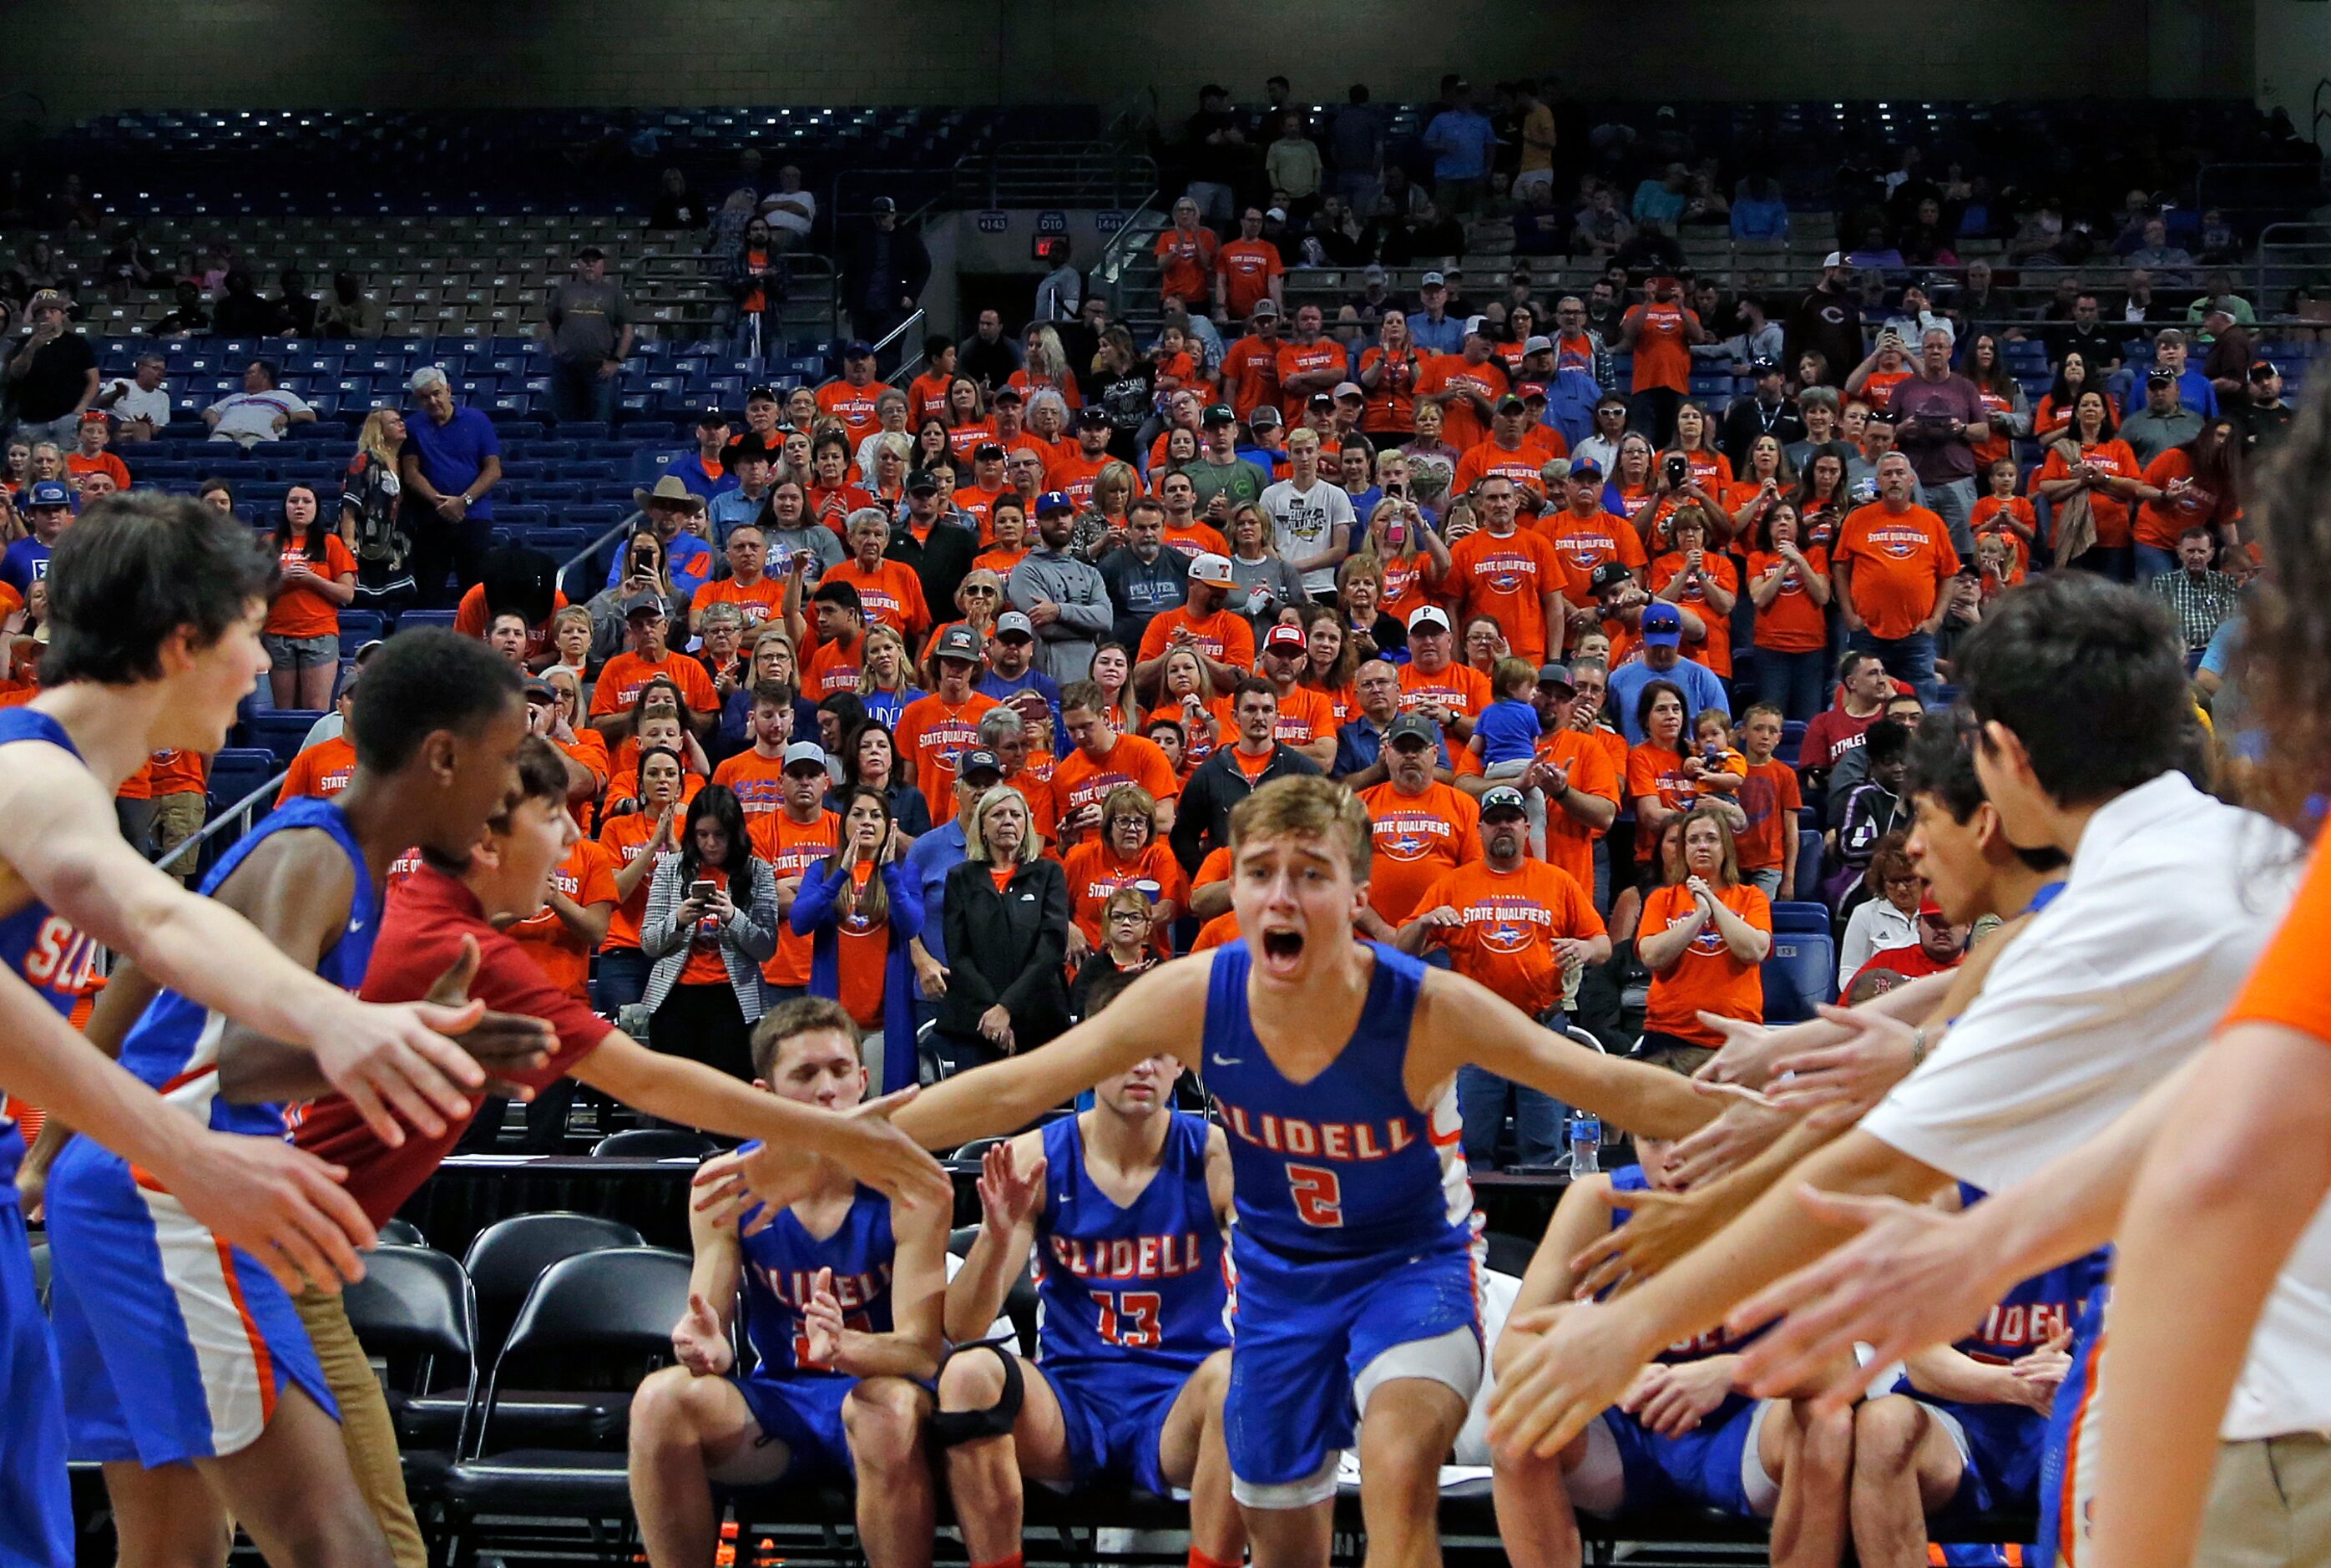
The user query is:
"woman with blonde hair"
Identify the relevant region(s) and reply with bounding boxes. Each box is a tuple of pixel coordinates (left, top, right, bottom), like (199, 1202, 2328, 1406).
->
(865, 430, 913, 508)
(1011, 324, 1083, 409)
(937, 783, 1070, 1070)
(1145, 647, 1225, 771)
(1073, 458, 1139, 560)
(853, 623, 923, 730)
(340, 405, 412, 607)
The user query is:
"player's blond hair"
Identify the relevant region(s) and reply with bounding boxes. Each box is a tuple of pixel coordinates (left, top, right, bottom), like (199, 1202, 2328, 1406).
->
(1228, 775, 1372, 884)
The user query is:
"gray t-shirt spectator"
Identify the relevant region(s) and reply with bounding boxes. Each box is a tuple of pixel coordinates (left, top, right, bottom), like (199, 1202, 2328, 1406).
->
(2119, 406, 2204, 467)
(1888, 372, 1987, 488)
(544, 277, 632, 367)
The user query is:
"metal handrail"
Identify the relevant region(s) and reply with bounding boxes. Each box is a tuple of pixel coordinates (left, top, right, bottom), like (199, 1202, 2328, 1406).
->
(2313, 78, 2331, 150)
(869, 306, 929, 383)
(156, 767, 289, 873)
(951, 146, 1158, 210)
(1089, 193, 1166, 321)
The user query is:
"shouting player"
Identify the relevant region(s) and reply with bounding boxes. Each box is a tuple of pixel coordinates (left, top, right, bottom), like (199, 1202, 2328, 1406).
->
(630, 995, 953, 1568)
(699, 774, 1716, 1568)
(936, 964, 1241, 1568)
(0, 495, 508, 1566)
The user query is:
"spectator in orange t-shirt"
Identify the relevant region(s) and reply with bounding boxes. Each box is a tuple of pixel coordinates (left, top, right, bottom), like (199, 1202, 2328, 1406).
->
(747, 741, 844, 999)
(1153, 199, 1220, 308)
(814, 344, 892, 443)
(1395, 605, 1494, 740)
(893, 624, 1003, 823)
(1649, 503, 1739, 677)
(1447, 474, 1568, 665)
(2033, 388, 2143, 578)
(1357, 711, 1483, 928)
(1398, 785, 1609, 1167)
(1274, 305, 1348, 422)
(1525, 663, 1622, 898)
(1626, 678, 1701, 863)
(1060, 783, 1185, 961)
(817, 510, 932, 643)
(65, 413, 132, 493)
(1633, 805, 1772, 1054)
(1539, 459, 1648, 601)
(506, 836, 618, 1005)
(1052, 678, 1183, 850)
(1136, 550, 1257, 699)
(1744, 503, 1833, 724)
(589, 594, 721, 740)
(1835, 453, 1959, 701)
(1219, 304, 1286, 425)
(1969, 457, 2038, 581)
(1451, 396, 1566, 503)
(278, 730, 357, 806)
(1214, 205, 1284, 321)
(1619, 276, 1707, 444)
(710, 682, 797, 818)
(1416, 326, 1509, 453)
(1731, 703, 1803, 900)
(263, 484, 357, 710)
(594, 743, 686, 1013)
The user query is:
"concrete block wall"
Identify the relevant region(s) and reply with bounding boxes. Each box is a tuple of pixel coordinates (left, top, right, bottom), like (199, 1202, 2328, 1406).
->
(0, 0, 2258, 123)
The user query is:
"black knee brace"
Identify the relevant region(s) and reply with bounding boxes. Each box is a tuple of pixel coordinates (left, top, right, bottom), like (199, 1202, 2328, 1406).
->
(928, 1340, 1025, 1449)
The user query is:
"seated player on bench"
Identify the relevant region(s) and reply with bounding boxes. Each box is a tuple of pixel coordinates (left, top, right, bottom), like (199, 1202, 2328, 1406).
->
(1492, 1044, 1854, 1568)
(628, 995, 953, 1568)
(936, 965, 1244, 1568)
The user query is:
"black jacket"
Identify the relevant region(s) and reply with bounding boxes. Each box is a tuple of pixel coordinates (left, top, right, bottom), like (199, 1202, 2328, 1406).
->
(886, 518, 978, 624)
(939, 856, 1072, 1044)
(1169, 743, 1322, 875)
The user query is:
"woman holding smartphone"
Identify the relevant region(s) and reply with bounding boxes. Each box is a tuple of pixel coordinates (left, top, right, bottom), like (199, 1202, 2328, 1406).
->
(640, 783, 780, 1084)
(791, 785, 925, 1094)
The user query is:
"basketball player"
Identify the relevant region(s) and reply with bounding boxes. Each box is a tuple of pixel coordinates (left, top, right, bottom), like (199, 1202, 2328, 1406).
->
(934, 965, 1241, 1568)
(1484, 577, 2293, 1568)
(699, 774, 1717, 1568)
(40, 630, 554, 1568)
(630, 995, 954, 1568)
(1493, 1044, 1853, 1568)
(0, 497, 514, 1567)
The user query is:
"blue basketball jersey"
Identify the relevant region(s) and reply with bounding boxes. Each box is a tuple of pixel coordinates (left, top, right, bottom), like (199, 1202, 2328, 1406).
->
(113, 797, 378, 1140)
(0, 710, 102, 1025)
(737, 1175, 895, 1383)
(1609, 1165, 1766, 1363)
(1034, 1110, 1230, 1376)
(1947, 1184, 2110, 1366)
(1200, 939, 1472, 1258)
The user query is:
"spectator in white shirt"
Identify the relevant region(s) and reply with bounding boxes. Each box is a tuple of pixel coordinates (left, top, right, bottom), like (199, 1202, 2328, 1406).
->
(758, 164, 817, 250)
(204, 358, 314, 447)
(94, 352, 171, 442)
(1258, 426, 1356, 600)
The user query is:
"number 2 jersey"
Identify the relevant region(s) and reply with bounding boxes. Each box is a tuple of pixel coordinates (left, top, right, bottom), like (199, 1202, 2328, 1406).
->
(736, 1172, 897, 1383)
(1200, 938, 1473, 1259)
(1033, 1109, 1229, 1375)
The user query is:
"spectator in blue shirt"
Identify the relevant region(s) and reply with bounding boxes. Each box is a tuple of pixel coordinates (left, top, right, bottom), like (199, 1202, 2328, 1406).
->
(0, 478, 71, 595)
(1633, 164, 1691, 228)
(1419, 78, 1496, 215)
(400, 367, 503, 607)
(2120, 327, 2220, 418)
(605, 475, 714, 599)
(976, 609, 1064, 736)
(1408, 271, 1464, 356)
(663, 409, 741, 503)
(903, 738, 1004, 1029)
(1731, 176, 1791, 242)
(1605, 602, 1731, 745)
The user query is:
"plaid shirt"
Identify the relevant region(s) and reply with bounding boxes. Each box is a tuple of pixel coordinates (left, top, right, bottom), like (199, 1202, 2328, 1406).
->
(2148, 567, 2243, 650)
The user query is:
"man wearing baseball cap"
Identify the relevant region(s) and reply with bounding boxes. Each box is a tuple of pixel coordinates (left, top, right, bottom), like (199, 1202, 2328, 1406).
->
(1416, 316, 1510, 451)
(814, 339, 892, 444)
(1621, 272, 1707, 447)
(1395, 604, 1493, 740)
(746, 741, 846, 1003)
(896, 625, 1004, 823)
(1356, 711, 1484, 928)
(1049, 408, 1116, 510)
(1452, 392, 1567, 503)
(975, 610, 1064, 741)
(1393, 781, 1610, 1169)
(1186, 402, 1271, 518)
(1605, 599, 1730, 746)
(1540, 458, 1648, 604)
(1135, 552, 1256, 697)
(1219, 301, 1285, 428)
(10, 288, 98, 446)
(1004, 490, 1112, 682)
(1254, 621, 1339, 769)
(2, 478, 74, 595)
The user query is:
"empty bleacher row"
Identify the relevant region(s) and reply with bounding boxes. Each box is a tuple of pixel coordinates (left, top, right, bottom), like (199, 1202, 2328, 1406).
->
(41, 104, 1095, 217)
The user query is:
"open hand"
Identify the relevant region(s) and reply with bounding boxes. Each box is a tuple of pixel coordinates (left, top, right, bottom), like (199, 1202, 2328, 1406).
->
(977, 1141, 1046, 1231)
(671, 1290, 735, 1376)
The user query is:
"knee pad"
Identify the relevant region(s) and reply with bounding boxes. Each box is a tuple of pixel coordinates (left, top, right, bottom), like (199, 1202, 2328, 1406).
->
(929, 1342, 1024, 1450)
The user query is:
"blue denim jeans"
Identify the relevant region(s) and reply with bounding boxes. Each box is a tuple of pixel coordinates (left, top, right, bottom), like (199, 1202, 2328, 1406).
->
(2133, 544, 2179, 584)
(1851, 629, 1938, 705)
(1458, 1058, 1570, 1171)
(1755, 646, 1829, 724)
(595, 946, 651, 1016)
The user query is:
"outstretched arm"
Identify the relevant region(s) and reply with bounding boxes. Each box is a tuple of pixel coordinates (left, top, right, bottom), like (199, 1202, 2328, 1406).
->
(1412, 968, 1715, 1141)
(890, 959, 1211, 1150)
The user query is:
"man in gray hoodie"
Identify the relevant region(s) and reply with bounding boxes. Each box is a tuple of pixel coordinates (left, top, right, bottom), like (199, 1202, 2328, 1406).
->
(1005, 490, 1114, 682)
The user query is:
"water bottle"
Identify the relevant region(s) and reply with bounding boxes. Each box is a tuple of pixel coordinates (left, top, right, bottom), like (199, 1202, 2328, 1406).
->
(1567, 1109, 1601, 1178)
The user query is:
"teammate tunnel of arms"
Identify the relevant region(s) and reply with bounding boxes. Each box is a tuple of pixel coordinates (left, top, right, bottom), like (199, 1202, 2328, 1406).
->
(695, 773, 1717, 1568)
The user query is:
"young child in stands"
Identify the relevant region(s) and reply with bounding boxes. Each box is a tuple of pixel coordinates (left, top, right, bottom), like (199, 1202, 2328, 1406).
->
(1469, 656, 1550, 857)
(1683, 708, 1748, 807)
(1732, 703, 1803, 902)
(1969, 456, 2036, 579)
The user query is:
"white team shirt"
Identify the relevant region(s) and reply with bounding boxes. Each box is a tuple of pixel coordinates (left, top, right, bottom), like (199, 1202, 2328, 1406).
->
(1859, 771, 2322, 1437)
(1259, 474, 1357, 598)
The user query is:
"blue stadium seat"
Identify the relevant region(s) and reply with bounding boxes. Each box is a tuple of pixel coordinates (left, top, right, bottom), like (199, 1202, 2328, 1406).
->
(1770, 901, 1831, 936)
(397, 609, 458, 634)
(338, 609, 386, 656)
(1795, 829, 1825, 898)
(1762, 932, 1836, 1024)
(237, 711, 325, 767)
(206, 748, 280, 817)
